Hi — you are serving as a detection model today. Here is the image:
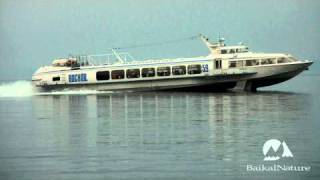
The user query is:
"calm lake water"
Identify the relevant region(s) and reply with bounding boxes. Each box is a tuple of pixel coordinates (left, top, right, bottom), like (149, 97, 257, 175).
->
(0, 75, 319, 180)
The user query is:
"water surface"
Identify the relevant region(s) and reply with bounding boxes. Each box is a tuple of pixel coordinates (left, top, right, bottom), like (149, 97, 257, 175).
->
(0, 75, 319, 179)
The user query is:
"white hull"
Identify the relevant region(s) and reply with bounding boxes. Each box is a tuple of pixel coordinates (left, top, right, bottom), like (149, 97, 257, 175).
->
(31, 35, 313, 92)
(32, 62, 312, 92)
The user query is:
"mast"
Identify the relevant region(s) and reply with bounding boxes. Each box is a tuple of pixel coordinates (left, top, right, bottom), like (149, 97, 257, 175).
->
(199, 34, 226, 55)
(111, 48, 124, 63)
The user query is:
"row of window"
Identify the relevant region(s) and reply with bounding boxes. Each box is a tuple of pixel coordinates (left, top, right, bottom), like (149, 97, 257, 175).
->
(229, 57, 292, 68)
(96, 65, 202, 81)
(221, 48, 249, 54)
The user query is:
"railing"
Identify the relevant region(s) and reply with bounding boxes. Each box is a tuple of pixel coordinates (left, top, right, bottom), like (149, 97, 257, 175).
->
(72, 52, 135, 66)
(70, 51, 208, 67)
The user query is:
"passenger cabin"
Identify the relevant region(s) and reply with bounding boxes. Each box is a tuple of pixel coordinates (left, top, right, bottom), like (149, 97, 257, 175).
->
(199, 35, 297, 70)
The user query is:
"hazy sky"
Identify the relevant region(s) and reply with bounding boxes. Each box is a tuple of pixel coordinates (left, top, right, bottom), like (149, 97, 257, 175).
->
(0, 0, 319, 80)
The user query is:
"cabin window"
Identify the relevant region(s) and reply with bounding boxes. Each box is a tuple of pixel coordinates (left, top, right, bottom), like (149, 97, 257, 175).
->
(289, 57, 298, 62)
(52, 76, 60, 81)
(221, 50, 227, 54)
(245, 60, 253, 66)
(229, 49, 235, 54)
(278, 58, 285, 64)
(126, 69, 140, 79)
(277, 57, 289, 64)
(111, 70, 125, 80)
(215, 60, 222, 69)
(172, 66, 186, 75)
(187, 65, 201, 74)
(261, 58, 275, 65)
(96, 71, 110, 81)
(230, 61, 244, 67)
(157, 67, 171, 76)
(142, 68, 155, 77)
(229, 61, 237, 68)
(245, 60, 259, 66)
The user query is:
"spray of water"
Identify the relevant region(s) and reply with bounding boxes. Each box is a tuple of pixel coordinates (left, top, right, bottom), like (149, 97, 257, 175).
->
(0, 81, 34, 97)
(0, 81, 109, 98)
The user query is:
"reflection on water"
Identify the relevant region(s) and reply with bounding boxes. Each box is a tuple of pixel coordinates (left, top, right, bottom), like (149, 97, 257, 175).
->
(0, 91, 319, 179)
(32, 91, 312, 145)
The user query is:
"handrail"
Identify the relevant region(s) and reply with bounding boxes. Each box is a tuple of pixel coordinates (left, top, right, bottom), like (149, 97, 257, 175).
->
(72, 52, 136, 66)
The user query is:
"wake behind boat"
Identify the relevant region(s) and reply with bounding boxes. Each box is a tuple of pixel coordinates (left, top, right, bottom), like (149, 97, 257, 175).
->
(32, 35, 313, 92)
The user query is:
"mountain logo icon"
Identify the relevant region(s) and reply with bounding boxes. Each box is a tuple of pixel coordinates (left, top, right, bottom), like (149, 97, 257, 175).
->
(262, 139, 293, 161)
